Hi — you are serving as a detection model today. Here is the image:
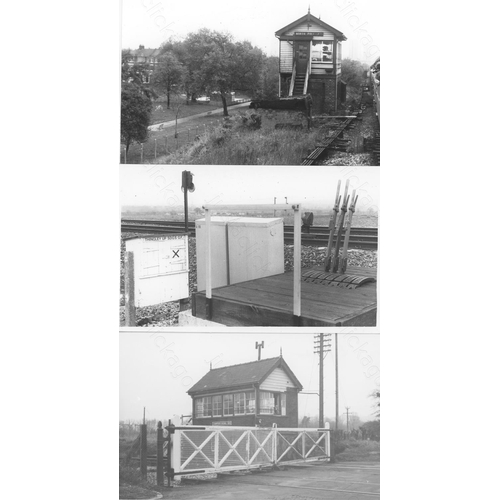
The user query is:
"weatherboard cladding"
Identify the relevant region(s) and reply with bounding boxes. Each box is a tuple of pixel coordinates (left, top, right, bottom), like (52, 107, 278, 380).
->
(277, 14, 344, 79)
(259, 367, 294, 392)
(187, 357, 302, 395)
(280, 41, 293, 73)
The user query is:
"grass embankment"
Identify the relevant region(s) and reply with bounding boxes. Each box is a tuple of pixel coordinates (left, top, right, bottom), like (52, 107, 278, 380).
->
(334, 439, 380, 462)
(156, 110, 324, 165)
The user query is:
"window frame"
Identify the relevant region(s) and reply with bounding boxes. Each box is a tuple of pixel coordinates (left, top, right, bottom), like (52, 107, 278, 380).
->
(311, 40, 334, 64)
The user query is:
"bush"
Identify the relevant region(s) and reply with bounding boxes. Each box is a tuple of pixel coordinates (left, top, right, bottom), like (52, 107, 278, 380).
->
(119, 464, 144, 486)
(334, 441, 347, 454)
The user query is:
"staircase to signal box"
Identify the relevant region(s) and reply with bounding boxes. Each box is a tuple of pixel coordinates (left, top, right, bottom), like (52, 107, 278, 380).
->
(293, 73, 307, 96)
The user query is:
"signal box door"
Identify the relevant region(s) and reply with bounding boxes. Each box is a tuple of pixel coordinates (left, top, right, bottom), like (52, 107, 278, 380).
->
(295, 41, 310, 73)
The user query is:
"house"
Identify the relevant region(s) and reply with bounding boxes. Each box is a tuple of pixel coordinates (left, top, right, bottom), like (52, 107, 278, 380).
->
(124, 45, 161, 83)
(187, 356, 303, 428)
(275, 9, 347, 113)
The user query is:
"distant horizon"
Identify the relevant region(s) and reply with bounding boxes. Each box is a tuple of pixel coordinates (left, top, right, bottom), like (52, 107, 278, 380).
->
(121, 204, 379, 214)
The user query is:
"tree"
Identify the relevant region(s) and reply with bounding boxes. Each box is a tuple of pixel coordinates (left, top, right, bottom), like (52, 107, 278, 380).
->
(121, 50, 155, 156)
(152, 53, 186, 109)
(257, 56, 279, 100)
(182, 29, 265, 116)
(360, 420, 380, 441)
(121, 50, 156, 99)
(121, 82, 153, 155)
(370, 390, 380, 419)
(341, 58, 367, 89)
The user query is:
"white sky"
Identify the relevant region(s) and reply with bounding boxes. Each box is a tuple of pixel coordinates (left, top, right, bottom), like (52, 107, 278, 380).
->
(120, 165, 380, 212)
(121, 0, 380, 64)
(120, 332, 380, 423)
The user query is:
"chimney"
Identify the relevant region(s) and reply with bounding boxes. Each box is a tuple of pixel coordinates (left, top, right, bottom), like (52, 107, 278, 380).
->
(139, 44, 144, 50)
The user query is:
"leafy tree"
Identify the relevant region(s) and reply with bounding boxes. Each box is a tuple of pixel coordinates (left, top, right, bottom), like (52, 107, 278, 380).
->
(258, 56, 279, 100)
(121, 82, 152, 155)
(360, 420, 380, 441)
(370, 390, 380, 419)
(181, 29, 265, 116)
(152, 53, 186, 108)
(341, 58, 367, 88)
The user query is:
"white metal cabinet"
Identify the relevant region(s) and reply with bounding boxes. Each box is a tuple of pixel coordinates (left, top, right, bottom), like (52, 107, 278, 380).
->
(195, 217, 284, 291)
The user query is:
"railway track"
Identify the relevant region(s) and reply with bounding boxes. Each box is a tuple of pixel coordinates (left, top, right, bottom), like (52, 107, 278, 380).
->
(121, 219, 378, 249)
(301, 115, 358, 166)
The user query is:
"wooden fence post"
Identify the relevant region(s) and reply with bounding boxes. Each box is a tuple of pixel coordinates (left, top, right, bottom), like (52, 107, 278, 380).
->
(157, 421, 164, 486)
(140, 143, 144, 163)
(124, 251, 136, 326)
(165, 136, 167, 153)
(123, 146, 127, 164)
(187, 128, 190, 142)
(154, 138, 157, 158)
(140, 423, 147, 478)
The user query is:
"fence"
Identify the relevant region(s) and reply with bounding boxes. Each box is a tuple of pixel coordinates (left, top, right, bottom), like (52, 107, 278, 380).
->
(121, 121, 222, 164)
(122, 99, 253, 164)
(140, 421, 331, 486)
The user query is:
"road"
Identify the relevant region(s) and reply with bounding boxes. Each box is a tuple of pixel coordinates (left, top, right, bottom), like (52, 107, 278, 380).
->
(149, 102, 251, 131)
(158, 461, 380, 500)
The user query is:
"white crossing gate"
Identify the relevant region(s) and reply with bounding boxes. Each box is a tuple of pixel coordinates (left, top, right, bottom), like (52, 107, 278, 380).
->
(167, 423, 330, 475)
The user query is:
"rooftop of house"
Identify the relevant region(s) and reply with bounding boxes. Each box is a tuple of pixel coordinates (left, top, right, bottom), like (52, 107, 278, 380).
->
(126, 46, 161, 58)
(187, 356, 303, 395)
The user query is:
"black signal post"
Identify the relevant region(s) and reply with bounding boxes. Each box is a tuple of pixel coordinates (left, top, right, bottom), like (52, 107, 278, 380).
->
(181, 171, 195, 232)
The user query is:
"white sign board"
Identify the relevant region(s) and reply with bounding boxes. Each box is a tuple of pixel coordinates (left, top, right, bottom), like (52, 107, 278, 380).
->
(125, 234, 189, 307)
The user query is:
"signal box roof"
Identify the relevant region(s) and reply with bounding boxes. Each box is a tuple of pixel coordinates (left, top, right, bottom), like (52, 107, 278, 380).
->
(276, 12, 347, 41)
(188, 356, 303, 395)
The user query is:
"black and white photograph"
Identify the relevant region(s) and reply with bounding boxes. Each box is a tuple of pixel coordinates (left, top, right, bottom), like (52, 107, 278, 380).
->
(8, 1, 498, 500)
(120, 166, 379, 328)
(120, 1, 380, 165)
(119, 332, 380, 499)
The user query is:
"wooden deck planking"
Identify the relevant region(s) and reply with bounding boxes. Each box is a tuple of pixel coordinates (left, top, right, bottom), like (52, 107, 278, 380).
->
(192, 266, 377, 327)
(237, 274, 375, 308)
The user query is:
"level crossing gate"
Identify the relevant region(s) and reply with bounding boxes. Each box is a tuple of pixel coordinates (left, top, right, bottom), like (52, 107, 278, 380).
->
(165, 423, 330, 475)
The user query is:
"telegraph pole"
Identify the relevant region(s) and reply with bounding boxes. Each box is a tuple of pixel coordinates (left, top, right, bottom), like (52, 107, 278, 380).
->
(314, 333, 331, 427)
(344, 407, 350, 432)
(335, 333, 339, 430)
(255, 341, 264, 360)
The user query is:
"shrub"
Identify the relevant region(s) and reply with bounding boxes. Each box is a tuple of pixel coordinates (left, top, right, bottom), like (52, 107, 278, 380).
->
(334, 441, 347, 454)
(119, 464, 144, 486)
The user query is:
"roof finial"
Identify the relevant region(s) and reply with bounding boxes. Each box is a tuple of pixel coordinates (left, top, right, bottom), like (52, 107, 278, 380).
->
(210, 361, 212, 370)
(280, 347, 283, 357)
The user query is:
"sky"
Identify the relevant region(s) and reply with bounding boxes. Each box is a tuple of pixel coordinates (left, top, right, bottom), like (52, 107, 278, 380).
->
(121, 0, 380, 64)
(120, 332, 379, 423)
(119, 166, 380, 212)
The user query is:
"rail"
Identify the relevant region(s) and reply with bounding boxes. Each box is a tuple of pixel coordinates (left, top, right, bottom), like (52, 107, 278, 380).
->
(301, 116, 357, 165)
(120, 220, 378, 249)
(288, 62, 296, 97)
(303, 55, 311, 94)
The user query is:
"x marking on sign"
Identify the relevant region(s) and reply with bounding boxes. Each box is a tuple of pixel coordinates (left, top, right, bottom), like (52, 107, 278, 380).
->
(172, 250, 180, 258)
